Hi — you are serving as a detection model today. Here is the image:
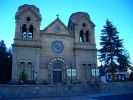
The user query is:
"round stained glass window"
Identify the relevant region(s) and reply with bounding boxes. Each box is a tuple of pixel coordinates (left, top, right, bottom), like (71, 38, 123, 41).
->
(51, 40, 64, 53)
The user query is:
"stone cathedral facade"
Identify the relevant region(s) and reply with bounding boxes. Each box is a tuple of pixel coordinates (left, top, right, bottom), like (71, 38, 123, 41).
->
(12, 4, 97, 84)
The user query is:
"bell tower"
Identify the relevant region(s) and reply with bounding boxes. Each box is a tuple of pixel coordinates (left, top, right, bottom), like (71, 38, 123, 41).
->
(14, 4, 41, 46)
(68, 12, 96, 46)
(68, 12, 97, 82)
(12, 4, 42, 80)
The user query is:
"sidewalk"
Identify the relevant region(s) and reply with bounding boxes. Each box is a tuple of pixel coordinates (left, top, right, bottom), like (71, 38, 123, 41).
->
(1, 96, 98, 100)
(2, 93, 133, 100)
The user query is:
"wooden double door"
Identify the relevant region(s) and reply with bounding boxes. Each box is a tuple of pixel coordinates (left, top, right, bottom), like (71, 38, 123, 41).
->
(52, 62, 64, 83)
(53, 71, 62, 83)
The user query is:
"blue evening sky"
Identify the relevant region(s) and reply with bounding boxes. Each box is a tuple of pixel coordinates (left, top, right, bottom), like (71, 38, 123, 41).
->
(0, 0, 133, 65)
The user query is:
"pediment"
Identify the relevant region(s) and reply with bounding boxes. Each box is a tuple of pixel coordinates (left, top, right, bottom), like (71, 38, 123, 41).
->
(42, 18, 72, 36)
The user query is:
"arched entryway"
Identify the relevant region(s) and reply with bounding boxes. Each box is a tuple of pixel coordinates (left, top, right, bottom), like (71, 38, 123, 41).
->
(48, 58, 67, 84)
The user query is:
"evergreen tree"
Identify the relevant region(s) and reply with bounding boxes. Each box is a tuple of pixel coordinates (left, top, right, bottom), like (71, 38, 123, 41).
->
(0, 40, 8, 66)
(99, 20, 124, 73)
(0, 40, 12, 83)
(6, 47, 12, 81)
(117, 49, 132, 71)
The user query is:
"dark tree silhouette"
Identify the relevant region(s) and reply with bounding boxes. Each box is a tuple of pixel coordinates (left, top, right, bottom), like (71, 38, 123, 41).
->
(117, 49, 132, 71)
(0, 40, 12, 83)
(99, 20, 131, 73)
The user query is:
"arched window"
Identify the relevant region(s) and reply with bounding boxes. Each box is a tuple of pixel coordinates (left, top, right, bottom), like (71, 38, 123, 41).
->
(20, 61, 25, 67)
(27, 61, 33, 80)
(19, 61, 26, 72)
(27, 61, 32, 67)
(28, 25, 33, 39)
(86, 30, 89, 43)
(53, 62, 62, 70)
(80, 30, 84, 43)
(22, 24, 27, 38)
(18, 61, 25, 79)
(21, 24, 34, 39)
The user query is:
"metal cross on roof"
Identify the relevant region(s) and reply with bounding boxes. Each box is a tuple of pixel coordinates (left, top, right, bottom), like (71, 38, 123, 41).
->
(56, 14, 59, 18)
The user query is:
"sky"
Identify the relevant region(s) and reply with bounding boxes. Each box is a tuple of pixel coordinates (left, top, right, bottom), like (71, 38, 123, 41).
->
(0, 0, 133, 65)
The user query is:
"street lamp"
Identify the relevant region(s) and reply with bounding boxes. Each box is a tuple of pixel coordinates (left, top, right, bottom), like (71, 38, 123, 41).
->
(70, 63, 72, 83)
(32, 69, 34, 81)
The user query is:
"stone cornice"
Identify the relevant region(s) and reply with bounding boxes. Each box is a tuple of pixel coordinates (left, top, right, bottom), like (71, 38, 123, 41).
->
(14, 38, 40, 42)
(74, 47, 97, 51)
(74, 43, 97, 51)
(12, 44, 42, 48)
(40, 32, 74, 38)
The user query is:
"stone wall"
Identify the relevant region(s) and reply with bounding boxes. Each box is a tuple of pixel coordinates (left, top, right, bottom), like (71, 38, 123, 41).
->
(98, 82, 133, 94)
(0, 84, 94, 99)
(0, 82, 133, 99)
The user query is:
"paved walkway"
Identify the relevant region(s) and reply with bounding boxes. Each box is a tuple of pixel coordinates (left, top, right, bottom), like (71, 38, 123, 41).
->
(2, 93, 133, 100)
(1, 96, 98, 100)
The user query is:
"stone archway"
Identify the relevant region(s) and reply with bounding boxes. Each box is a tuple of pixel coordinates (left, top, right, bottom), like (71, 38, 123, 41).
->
(48, 58, 68, 84)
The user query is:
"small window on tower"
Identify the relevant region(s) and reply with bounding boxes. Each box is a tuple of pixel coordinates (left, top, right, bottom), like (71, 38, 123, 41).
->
(80, 30, 84, 43)
(26, 17, 31, 21)
(82, 23, 86, 27)
(86, 30, 90, 43)
(22, 24, 27, 38)
(28, 25, 33, 39)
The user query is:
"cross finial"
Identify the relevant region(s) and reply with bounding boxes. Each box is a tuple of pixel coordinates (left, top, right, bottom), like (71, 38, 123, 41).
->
(56, 14, 59, 18)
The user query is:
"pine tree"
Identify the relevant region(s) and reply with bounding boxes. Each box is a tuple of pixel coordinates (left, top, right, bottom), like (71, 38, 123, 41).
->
(99, 20, 123, 73)
(0, 40, 8, 65)
(6, 48, 12, 81)
(0, 40, 12, 83)
(117, 49, 132, 72)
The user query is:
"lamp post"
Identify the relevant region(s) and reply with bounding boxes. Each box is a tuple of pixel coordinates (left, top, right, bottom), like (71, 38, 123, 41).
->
(93, 64, 97, 82)
(34, 72, 38, 84)
(95, 66, 96, 82)
(32, 69, 34, 81)
(70, 63, 72, 84)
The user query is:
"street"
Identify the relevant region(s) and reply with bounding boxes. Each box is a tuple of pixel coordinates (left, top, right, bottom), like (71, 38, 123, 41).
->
(1, 93, 133, 100)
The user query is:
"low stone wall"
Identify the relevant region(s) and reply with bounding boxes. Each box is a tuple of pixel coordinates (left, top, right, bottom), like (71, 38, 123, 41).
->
(0, 84, 93, 98)
(98, 82, 133, 94)
(0, 82, 133, 99)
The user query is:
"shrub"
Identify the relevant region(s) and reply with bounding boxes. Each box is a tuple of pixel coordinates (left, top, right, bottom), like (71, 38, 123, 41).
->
(8, 80, 20, 85)
(19, 70, 27, 83)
